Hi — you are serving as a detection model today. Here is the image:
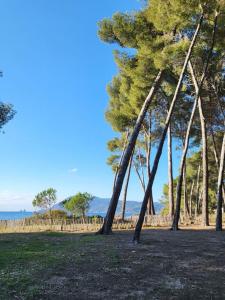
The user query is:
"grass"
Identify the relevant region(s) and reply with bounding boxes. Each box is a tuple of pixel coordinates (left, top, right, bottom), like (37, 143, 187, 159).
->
(1, 229, 225, 299)
(0, 232, 103, 299)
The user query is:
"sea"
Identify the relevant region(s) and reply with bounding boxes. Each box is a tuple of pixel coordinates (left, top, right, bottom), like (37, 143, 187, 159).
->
(0, 211, 33, 220)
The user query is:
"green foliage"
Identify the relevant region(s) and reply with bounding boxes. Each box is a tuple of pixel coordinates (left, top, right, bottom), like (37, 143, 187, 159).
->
(63, 192, 93, 218)
(32, 210, 67, 220)
(32, 188, 57, 211)
(99, 0, 225, 219)
(0, 102, 16, 132)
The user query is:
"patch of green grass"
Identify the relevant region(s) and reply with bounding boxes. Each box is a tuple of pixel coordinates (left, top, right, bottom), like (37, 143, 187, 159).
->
(0, 232, 99, 299)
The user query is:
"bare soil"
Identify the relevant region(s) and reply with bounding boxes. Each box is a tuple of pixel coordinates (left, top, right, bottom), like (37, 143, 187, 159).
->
(1, 228, 225, 299)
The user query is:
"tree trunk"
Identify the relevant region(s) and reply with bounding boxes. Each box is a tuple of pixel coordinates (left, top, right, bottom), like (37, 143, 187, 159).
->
(183, 162, 190, 219)
(147, 189, 155, 215)
(171, 10, 218, 229)
(133, 13, 204, 242)
(189, 10, 218, 225)
(144, 116, 156, 216)
(198, 188, 203, 215)
(121, 154, 133, 221)
(49, 208, 53, 226)
(188, 61, 209, 226)
(216, 132, 225, 231)
(195, 164, 201, 218)
(171, 86, 199, 230)
(82, 211, 85, 224)
(138, 147, 146, 190)
(112, 131, 129, 193)
(134, 163, 146, 192)
(168, 123, 174, 217)
(189, 180, 195, 219)
(211, 129, 225, 208)
(98, 70, 163, 234)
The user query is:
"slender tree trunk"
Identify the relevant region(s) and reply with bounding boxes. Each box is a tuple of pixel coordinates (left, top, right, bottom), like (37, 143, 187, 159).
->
(112, 131, 129, 193)
(198, 188, 203, 215)
(195, 164, 201, 218)
(189, 180, 195, 219)
(171, 9, 218, 229)
(171, 87, 199, 230)
(146, 112, 152, 180)
(147, 189, 155, 215)
(49, 208, 53, 225)
(121, 154, 133, 221)
(188, 61, 209, 226)
(138, 147, 145, 190)
(190, 10, 218, 225)
(183, 162, 190, 219)
(134, 163, 146, 192)
(168, 124, 174, 217)
(133, 13, 204, 242)
(82, 211, 85, 224)
(98, 71, 163, 234)
(211, 129, 225, 207)
(144, 115, 156, 215)
(216, 133, 225, 231)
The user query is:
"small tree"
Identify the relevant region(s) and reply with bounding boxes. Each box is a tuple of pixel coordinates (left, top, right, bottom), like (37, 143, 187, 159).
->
(63, 192, 93, 221)
(32, 188, 57, 222)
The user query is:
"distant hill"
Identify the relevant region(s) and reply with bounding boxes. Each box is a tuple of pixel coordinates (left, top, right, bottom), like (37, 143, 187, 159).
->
(53, 197, 163, 217)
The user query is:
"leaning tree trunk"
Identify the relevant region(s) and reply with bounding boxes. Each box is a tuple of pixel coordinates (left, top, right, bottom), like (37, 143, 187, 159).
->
(112, 131, 129, 193)
(171, 12, 218, 230)
(148, 189, 155, 215)
(171, 86, 199, 230)
(211, 128, 225, 208)
(138, 147, 146, 190)
(133, 13, 204, 242)
(188, 61, 209, 226)
(168, 123, 174, 217)
(144, 115, 155, 215)
(98, 70, 163, 234)
(134, 162, 146, 192)
(121, 154, 133, 221)
(216, 132, 225, 231)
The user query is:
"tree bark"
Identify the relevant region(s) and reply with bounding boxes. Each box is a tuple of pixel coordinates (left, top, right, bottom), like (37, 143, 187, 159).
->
(171, 9, 218, 230)
(147, 189, 155, 215)
(138, 147, 146, 190)
(121, 154, 133, 221)
(134, 163, 146, 192)
(133, 13, 204, 242)
(144, 115, 156, 215)
(188, 61, 209, 226)
(183, 162, 190, 219)
(189, 180, 195, 219)
(168, 123, 174, 217)
(171, 85, 199, 230)
(112, 131, 129, 193)
(211, 129, 225, 207)
(195, 164, 201, 218)
(216, 132, 225, 231)
(98, 70, 163, 234)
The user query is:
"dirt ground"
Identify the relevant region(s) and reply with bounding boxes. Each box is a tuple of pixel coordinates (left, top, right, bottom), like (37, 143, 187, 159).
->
(1, 228, 225, 299)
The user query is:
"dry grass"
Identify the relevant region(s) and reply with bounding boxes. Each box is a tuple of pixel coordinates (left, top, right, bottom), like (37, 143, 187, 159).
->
(1, 228, 225, 299)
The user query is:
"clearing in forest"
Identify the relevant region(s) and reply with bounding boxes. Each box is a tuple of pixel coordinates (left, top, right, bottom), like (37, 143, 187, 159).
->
(0, 229, 225, 299)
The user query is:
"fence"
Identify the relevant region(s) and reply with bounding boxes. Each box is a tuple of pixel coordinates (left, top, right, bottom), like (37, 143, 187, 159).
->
(0, 215, 173, 233)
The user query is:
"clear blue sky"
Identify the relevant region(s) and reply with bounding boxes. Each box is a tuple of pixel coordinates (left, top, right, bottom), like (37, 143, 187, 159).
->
(0, 0, 180, 211)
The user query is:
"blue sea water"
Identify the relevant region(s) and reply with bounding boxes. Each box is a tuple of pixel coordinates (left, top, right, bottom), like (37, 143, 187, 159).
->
(0, 211, 33, 220)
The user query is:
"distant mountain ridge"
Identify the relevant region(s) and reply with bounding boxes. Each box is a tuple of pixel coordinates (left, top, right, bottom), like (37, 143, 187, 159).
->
(53, 197, 163, 217)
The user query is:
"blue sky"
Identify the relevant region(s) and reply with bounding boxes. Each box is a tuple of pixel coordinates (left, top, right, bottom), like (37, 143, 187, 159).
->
(0, 0, 180, 211)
